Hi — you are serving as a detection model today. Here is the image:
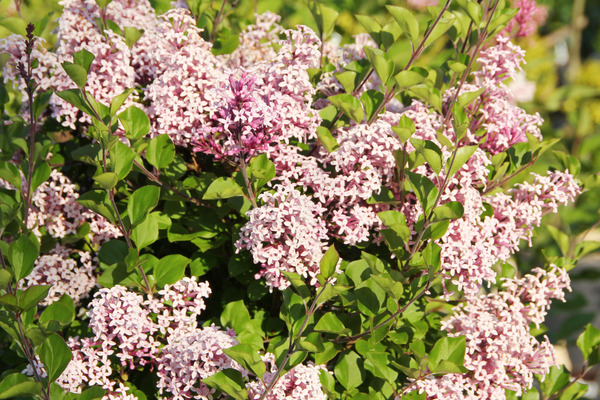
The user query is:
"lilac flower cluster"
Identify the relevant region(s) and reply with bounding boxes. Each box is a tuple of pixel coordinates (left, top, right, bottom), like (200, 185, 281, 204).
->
(504, 0, 548, 38)
(22, 245, 95, 306)
(238, 33, 578, 295)
(0, 0, 155, 129)
(27, 170, 121, 245)
(51, 278, 326, 400)
(1, 169, 120, 304)
(236, 183, 329, 290)
(411, 266, 571, 399)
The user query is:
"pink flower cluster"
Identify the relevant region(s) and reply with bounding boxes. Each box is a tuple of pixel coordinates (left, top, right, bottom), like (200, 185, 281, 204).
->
(192, 72, 279, 162)
(53, 278, 326, 400)
(56, 278, 212, 398)
(0, 0, 156, 129)
(145, 9, 321, 153)
(27, 170, 121, 245)
(235, 33, 579, 296)
(22, 244, 95, 306)
(459, 35, 544, 154)
(1, 168, 120, 304)
(504, 0, 548, 38)
(236, 183, 330, 290)
(412, 265, 571, 399)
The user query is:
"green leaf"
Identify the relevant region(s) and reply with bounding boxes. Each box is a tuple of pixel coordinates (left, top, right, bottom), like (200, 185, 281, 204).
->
(247, 154, 275, 188)
(314, 312, 349, 334)
(131, 213, 158, 249)
(408, 85, 442, 112)
(355, 278, 386, 317)
(203, 177, 244, 200)
(377, 211, 411, 242)
(40, 295, 75, 326)
(111, 141, 135, 180)
(123, 26, 144, 48)
(202, 369, 247, 400)
(363, 47, 394, 86)
(334, 351, 364, 390)
(371, 274, 403, 299)
(77, 190, 117, 224)
(19, 285, 51, 311)
(109, 88, 133, 116)
(118, 106, 150, 140)
(146, 134, 175, 169)
(61, 61, 88, 89)
(329, 93, 364, 123)
(361, 90, 385, 122)
(31, 161, 51, 193)
(77, 386, 107, 400)
(539, 366, 572, 397)
(405, 171, 438, 214)
(457, 87, 484, 108)
(392, 115, 416, 143)
(298, 332, 325, 353)
(223, 344, 266, 378)
(0, 269, 11, 290)
(335, 71, 357, 93)
(355, 15, 381, 44)
(0, 161, 22, 189)
(95, 0, 114, 7)
(446, 145, 477, 178)
(0, 293, 21, 312)
(315, 341, 341, 365)
(93, 172, 118, 190)
(0, 18, 27, 35)
(56, 89, 95, 117)
(154, 254, 189, 287)
(410, 139, 443, 174)
(320, 245, 339, 279)
(432, 201, 464, 221)
(0, 373, 42, 399)
(576, 324, 600, 365)
(38, 333, 72, 382)
(309, 3, 338, 39)
(316, 126, 339, 153)
(395, 70, 426, 88)
(221, 300, 251, 334)
(423, 13, 456, 48)
(8, 235, 39, 281)
(72, 49, 95, 73)
(428, 336, 466, 373)
(387, 6, 420, 46)
(546, 225, 570, 256)
(0, 53, 10, 70)
(128, 185, 161, 226)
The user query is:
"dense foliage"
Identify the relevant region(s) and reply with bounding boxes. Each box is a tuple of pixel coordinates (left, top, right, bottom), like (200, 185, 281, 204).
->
(0, 0, 599, 400)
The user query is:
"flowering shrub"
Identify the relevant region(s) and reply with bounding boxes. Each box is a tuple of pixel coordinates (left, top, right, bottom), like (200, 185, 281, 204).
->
(0, 1, 598, 400)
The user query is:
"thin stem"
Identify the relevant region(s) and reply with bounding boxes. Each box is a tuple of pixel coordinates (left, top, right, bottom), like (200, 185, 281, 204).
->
(19, 25, 39, 228)
(334, 273, 436, 344)
(367, 0, 453, 125)
(210, 0, 228, 42)
(15, 314, 51, 400)
(239, 157, 258, 208)
(258, 283, 329, 400)
(79, 90, 152, 293)
(403, 0, 501, 265)
(0, 247, 51, 400)
(133, 160, 205, 207)
(482, 158, 536, 195)
(546, 364, 588, 400)
(327, 69, 375, 129)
